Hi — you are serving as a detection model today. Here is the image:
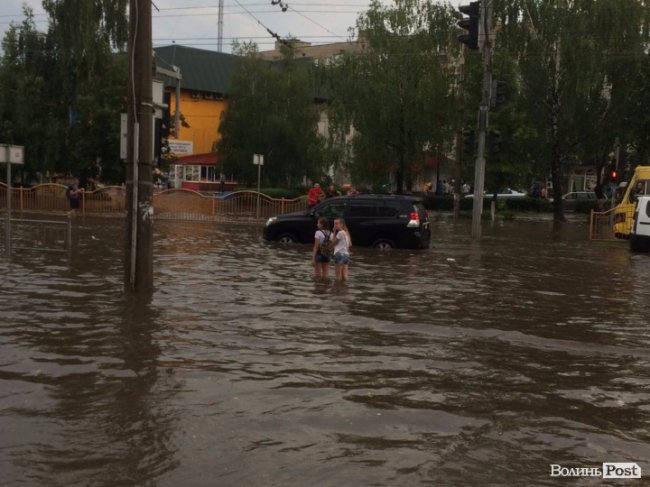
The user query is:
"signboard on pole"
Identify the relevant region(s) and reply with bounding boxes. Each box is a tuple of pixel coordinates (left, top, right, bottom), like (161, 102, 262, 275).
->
(0, 145, 24, 164)
(168, 140, 194, 156)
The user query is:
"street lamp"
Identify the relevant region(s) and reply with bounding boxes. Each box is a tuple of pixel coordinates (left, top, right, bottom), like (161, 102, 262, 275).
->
(253, 153, 264, 219)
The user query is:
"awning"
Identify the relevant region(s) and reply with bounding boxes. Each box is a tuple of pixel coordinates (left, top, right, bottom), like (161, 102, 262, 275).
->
(176, 152, 220, 166)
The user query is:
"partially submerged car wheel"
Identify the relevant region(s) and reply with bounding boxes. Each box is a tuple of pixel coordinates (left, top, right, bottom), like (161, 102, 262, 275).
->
(277, 233, 297, 243)
(373, 239, 395, 250)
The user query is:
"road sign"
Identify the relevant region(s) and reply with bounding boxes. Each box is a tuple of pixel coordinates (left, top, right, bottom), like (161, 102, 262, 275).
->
(0, 145, 24, 164)
(253, 153, 264, 165)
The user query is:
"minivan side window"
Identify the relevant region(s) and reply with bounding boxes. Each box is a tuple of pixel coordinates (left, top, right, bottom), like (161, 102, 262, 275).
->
(377, 205, 400, 217)
(346, 204, 378, 217)
(316, 203, 345, 218)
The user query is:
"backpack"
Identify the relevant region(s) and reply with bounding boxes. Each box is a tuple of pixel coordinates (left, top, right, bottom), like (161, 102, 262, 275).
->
(319, 230, 334, 258)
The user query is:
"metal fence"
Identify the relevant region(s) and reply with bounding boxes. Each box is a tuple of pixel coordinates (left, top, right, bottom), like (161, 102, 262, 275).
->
(1, 217, 72, 254)
(589, 208, 617, 240)
(0, 183, 307, 221)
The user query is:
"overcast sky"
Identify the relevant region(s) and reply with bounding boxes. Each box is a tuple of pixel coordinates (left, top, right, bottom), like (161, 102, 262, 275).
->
(1, 0, 459, 54)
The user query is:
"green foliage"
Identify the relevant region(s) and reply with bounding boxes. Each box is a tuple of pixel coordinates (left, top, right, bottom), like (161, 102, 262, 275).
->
(504, 198, 552, 213)
(217, 46, 326, 187)
(421, 195, 474, 211)
(326, 0, 460, 192)
(0, 1, 128, 184)
(494, 0, 650, 219)
(573, 199, 602, 214)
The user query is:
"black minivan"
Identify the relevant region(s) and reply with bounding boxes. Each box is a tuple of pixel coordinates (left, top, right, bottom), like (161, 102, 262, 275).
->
(263, 194, 430, 249)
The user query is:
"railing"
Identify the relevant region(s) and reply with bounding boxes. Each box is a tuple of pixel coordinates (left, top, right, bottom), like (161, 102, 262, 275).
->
(589, 208, 617, 240)
(0, 183, 307, 221)
(1, 217, 72, 254)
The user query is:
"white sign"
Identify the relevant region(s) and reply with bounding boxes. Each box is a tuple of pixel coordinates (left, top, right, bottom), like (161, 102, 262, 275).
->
(168, 140, 194, 155)
(120, 113, 128, 160)
(0, 145, 24, 164)
(253, 153, 264, 165)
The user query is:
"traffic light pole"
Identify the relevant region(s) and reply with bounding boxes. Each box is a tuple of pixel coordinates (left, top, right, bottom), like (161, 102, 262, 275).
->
(471, 0, 492, 239)
(453, 52, 465, 217)
(125, 0, 154, 293)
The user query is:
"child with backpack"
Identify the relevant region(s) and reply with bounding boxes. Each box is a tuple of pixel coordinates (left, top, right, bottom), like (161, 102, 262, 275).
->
(312, 217, 333, 279)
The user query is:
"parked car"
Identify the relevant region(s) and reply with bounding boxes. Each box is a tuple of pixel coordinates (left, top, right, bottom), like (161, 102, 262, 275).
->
(561, 191, 599, 211)
(630, 196, 650, 252)
(464, 188, 526, 199)
(263, 194, 430, 249)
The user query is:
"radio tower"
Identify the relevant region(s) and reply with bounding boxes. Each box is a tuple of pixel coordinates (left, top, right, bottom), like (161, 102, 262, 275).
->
(217, 0, 224, 52)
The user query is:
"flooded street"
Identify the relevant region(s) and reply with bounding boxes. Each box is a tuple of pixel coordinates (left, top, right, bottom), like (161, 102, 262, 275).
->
(1, 216, 649, 486)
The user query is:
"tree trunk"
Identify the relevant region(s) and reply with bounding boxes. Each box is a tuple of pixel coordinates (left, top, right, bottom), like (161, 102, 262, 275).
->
(550, 40, 566, 222)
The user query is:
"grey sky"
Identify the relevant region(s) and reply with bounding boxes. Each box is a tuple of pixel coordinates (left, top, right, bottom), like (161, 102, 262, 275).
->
(0, 0, 459, 53)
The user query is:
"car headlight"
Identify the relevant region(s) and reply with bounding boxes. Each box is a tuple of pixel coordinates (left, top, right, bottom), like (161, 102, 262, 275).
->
(266, 217, 277, 227)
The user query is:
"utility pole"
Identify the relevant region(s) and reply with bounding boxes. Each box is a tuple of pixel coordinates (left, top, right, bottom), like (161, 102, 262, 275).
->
(217, 0, 224, 52)
(457, 0, 493, 237)
(453, 52, 466, 218)
(471, 0, 492, 238)
(125, 0, 154, 293)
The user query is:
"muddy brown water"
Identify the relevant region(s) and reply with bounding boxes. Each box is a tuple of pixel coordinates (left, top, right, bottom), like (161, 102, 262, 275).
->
(1, 216, 649, 486)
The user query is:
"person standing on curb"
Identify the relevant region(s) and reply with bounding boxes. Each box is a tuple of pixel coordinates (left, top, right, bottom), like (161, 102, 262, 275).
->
(307, 183, 325, 208)
(66, 177, 83, 216)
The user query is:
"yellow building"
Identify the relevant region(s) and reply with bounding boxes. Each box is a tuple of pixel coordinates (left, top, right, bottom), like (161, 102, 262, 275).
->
(155, 45, 235, 155)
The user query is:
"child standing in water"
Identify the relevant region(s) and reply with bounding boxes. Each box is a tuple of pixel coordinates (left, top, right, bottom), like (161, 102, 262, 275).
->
(312, 217, 332, 278)
(332, 218, 351, 281)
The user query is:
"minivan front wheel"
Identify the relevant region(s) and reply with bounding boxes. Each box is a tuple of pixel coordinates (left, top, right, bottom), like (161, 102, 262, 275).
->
(277, 233, 297, 243)
(373, 239, 395, 250)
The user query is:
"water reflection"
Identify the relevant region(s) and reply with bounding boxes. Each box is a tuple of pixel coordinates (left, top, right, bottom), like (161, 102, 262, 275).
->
(1, 217, 649, 485)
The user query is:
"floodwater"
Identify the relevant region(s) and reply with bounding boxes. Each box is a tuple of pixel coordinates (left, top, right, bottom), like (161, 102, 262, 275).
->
(1, 215, 649, 486)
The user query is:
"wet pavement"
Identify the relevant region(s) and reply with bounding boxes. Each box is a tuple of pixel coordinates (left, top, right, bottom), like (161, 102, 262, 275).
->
(1, 215, 649, 486)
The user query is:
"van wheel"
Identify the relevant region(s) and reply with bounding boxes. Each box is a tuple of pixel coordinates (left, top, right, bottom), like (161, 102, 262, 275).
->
(373, 239, 395, 250)
(277, 233, 297, 243)
(630, 236, 648, 252)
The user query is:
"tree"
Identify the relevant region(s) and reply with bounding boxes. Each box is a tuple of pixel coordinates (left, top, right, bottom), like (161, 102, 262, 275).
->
(495, 0, 650, 220)
(326, 0, 460, 193)
(0, 1, 129, 184)
(0, 8, 50, 182)
(217, 42, 326, 187)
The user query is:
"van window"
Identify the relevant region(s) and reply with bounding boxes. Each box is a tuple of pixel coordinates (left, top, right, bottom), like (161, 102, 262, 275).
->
(346, 204, 378, 217)
(378, 205, 400, 217)
(315, 203, 345, 218)
(631, 180, 650, 202)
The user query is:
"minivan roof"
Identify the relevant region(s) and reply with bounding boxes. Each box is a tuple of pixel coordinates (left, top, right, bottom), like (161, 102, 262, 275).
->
(326, 194, 422, 202)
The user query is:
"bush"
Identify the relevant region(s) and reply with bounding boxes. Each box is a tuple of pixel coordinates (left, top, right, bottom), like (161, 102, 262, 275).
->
(504, 197, 553, 212)
(422, 195, 555, 213)
(236, 187, 305, 199)
(574, 199, 601, 214)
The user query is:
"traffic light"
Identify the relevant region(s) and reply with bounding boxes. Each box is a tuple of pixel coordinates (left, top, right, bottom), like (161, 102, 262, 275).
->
(462, 127, 475, 159)
(457, 1, 480, 50)
(490, 80, 506, 108)
(488, 130, 502, 158)
(609, 165, 618, 182)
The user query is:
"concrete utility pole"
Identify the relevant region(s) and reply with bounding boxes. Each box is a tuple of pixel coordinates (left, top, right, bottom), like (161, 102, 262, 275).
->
(217, 0, 224, 52)
(125, 0, 154, 292)
(453, 52, 466, 218)
(471, 0, 493, 238)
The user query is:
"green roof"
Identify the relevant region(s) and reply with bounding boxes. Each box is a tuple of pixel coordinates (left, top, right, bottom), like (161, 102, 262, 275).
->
(154, 45, 237, 95)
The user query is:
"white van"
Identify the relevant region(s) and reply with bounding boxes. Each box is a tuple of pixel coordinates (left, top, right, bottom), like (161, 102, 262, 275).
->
(630, 196, 650, 252)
